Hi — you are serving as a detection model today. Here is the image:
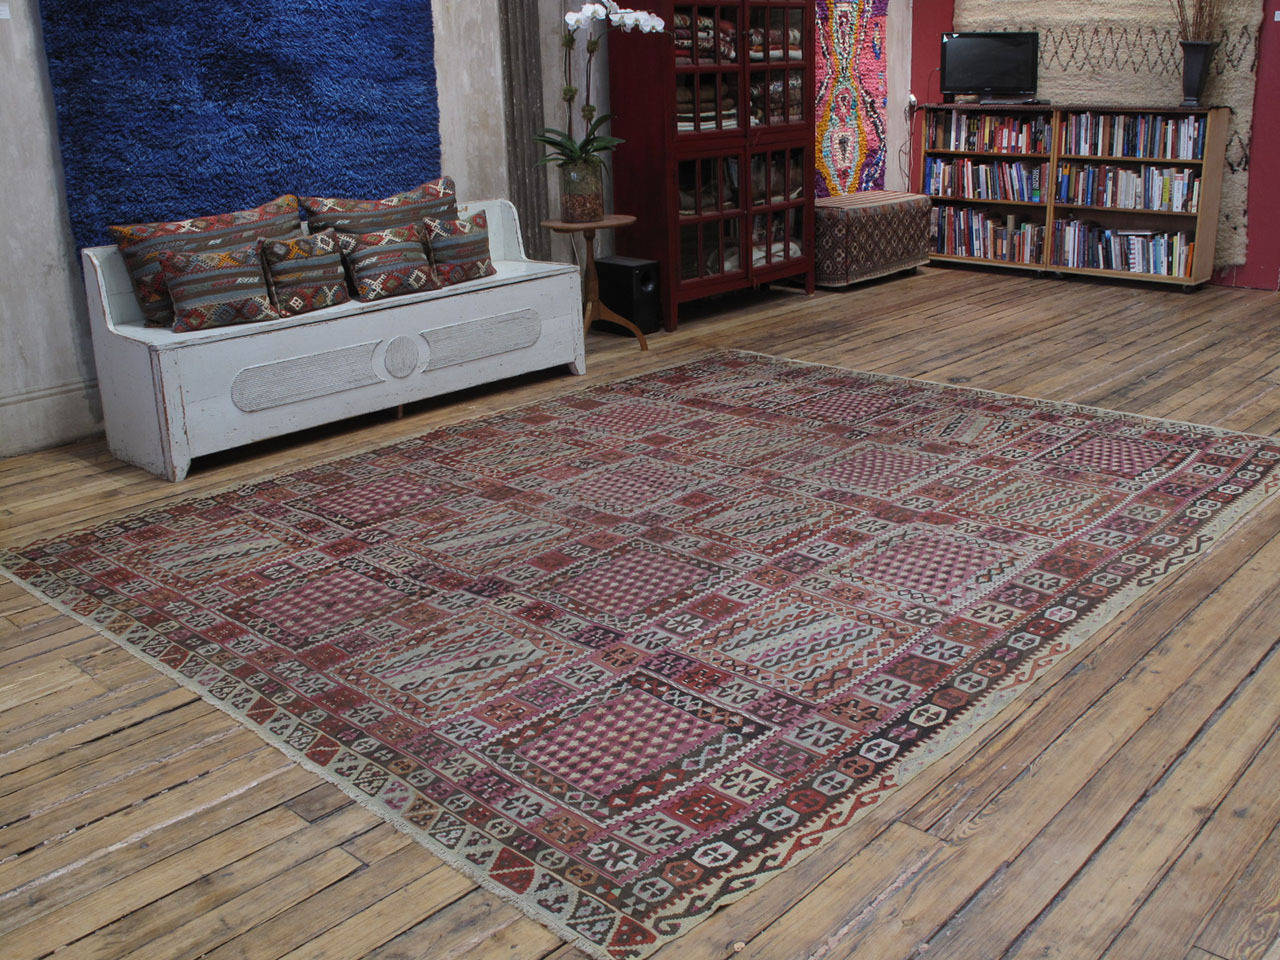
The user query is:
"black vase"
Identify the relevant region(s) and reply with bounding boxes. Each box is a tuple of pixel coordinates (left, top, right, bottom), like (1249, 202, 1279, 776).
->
(1181, 40, 1217, 107)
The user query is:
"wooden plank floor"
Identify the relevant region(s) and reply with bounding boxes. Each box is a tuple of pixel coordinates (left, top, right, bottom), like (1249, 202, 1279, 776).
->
(2, 265, 1280, 960)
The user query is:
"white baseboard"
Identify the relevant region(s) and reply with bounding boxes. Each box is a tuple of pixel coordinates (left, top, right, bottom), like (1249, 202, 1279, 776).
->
(0, 377, 103, 457)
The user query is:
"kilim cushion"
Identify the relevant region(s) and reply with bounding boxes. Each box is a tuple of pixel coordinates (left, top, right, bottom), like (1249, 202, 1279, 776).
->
(260, 228, 352, 317)
(302, 177, 458, 234)
(109, 195, 301, 327)
(422, 210, 498, 286)
(158, 242, 278, 333)
(338, 223, 440, 302)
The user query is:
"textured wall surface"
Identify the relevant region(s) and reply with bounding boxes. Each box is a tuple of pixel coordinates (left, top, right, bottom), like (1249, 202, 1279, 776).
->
(1216, 0, 1280, 289)
(954, 0, 1263, 267)
(538, 0, 611, 263)
(0, 0, 99, 457)
(884, 0, 912, 192)
(437, 0, 512, 204)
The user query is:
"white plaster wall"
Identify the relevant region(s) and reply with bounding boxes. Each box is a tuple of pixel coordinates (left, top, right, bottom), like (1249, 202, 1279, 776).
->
(0, 0, 101, 458)
(435, 0, 511, 204)
(885, 0, 914, 191)
(540, 0, 574, 263)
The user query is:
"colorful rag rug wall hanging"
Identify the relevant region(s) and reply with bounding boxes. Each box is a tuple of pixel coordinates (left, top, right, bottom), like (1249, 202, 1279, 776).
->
(815, 0, 890, 196)
(4, 352, 1280, 959)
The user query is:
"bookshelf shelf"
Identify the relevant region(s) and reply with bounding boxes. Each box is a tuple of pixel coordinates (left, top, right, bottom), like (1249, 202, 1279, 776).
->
(1052, 264, 1197, 284)
(1053, 203, 1198, 218)
(1058, 154, 1204, 166)
(928, 196, 1048, 210)
(930, 253, 1045, 270)
(919, 104, 1229, 286)
(925, 149, 1052, 160)
(929, 254, 1201, 285)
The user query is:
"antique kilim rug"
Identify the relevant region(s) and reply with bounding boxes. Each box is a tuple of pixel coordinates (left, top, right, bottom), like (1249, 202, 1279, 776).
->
(4, 352, 1280, 959)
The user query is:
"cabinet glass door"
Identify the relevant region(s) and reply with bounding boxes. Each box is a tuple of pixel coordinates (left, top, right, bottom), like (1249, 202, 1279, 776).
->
(747, 1, 806, 130)
(676, 153, 747, 281)
(748, 146, 806, 270)
(673, 4, 743, 135)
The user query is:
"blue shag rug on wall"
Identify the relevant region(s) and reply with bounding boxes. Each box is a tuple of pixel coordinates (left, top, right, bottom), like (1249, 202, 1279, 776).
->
(38, 1, 441, 249)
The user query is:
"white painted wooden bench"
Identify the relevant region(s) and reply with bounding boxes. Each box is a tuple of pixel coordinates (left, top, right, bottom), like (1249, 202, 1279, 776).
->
(82, 200, 585, 481)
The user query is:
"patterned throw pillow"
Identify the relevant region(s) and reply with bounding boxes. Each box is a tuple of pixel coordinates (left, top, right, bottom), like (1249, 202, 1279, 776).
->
(422, 211, 497, 286)
(109, 196, 300, 327)
(158, 242, 278, 333)
(338, 223, 440, 302)
(302, 177, 458, 234)
(259, 229, 351, 317)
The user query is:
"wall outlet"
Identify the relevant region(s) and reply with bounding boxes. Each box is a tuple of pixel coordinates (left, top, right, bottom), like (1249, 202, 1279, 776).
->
(0, 4, 11, 19)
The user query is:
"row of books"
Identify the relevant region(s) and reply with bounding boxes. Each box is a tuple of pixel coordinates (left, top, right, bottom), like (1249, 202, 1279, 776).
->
(928, 208, 1198, 276)
(1059, 112, 1207, 161)
(1056, 163, 1201, 213)
(1050, 220, 1195, 277)
(926, 110, 1049, 154)
(923, 157, 1046, 203)
(930, 207, 1045, 264)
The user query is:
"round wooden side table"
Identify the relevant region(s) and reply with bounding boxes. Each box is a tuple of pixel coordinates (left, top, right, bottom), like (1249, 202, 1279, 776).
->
(542, 215, 648, 351)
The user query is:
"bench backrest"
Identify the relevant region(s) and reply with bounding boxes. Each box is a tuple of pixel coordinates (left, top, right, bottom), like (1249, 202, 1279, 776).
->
(83, 198, 531, 334)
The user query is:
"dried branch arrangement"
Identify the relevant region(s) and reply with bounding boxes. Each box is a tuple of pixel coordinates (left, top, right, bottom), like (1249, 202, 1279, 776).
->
(1169, 0, 1226, 40)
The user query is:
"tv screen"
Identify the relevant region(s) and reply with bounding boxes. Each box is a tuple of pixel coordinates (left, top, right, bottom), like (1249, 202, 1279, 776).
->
(941, 32, 1038, 98)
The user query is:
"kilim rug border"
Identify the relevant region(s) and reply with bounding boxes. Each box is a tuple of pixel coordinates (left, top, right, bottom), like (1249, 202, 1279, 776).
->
(4, 351, 1279, 960)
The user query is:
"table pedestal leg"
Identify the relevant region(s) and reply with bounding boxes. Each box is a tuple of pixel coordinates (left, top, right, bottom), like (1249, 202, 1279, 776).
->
(580, 228, 649, 351)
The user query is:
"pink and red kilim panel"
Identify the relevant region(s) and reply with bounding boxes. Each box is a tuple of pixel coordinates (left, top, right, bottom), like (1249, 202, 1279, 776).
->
(4, 352, 1279, 960)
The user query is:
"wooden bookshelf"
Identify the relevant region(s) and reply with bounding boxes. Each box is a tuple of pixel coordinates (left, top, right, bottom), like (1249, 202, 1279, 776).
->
(918, 104, 1230, 288)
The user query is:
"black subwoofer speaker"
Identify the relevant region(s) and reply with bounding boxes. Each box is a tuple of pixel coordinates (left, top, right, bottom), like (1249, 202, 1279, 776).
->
(596, 256, 661, 335)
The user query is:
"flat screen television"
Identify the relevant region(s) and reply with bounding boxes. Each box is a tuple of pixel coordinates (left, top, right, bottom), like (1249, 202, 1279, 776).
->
(940, 32, 1039, 100)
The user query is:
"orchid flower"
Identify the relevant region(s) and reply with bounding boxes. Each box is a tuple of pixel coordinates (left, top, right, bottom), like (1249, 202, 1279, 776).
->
(547, 1, 665, 151)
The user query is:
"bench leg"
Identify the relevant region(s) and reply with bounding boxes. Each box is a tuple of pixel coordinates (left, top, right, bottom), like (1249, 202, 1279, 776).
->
(166, 455, 191, 483)
(569, 339, 587, 375)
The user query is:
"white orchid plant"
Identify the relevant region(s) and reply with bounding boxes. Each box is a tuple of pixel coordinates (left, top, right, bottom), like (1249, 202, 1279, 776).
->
(535, 1, 665, 168)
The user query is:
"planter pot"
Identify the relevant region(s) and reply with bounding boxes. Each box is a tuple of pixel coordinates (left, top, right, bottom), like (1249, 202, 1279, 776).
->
(1181, 40, 1217, 107)
(559, 161, 605, 223)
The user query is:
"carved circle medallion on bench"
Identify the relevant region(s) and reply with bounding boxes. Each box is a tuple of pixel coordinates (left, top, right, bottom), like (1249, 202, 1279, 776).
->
(384, 335, 422, 379)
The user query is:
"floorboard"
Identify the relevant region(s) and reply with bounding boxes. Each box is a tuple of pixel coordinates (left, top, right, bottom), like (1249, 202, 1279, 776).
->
(2, 267, 1279, 958)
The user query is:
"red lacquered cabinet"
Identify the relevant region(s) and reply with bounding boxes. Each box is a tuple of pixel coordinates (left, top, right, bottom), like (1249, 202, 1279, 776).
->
(608, 0, 816, 330)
